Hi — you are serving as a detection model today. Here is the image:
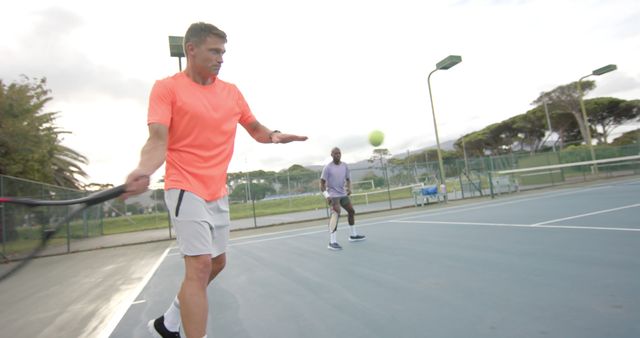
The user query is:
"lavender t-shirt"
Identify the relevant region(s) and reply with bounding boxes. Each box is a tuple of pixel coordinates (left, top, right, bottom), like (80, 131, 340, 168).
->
(321, 162, 350, 197)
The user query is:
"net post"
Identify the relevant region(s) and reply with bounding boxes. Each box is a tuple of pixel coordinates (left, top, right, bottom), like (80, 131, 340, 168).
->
(488, 171, 495, 199)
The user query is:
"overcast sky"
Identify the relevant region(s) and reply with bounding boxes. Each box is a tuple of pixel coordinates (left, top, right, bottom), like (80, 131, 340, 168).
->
(1, 0, 639, 186)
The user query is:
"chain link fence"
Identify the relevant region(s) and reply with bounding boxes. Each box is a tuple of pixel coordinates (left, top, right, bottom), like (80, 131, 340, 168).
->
(2, 143, 639, 259)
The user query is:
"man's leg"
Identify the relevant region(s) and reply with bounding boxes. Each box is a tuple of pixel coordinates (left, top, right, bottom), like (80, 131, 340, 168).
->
(341, 199, 356, 225)
(152, 191, 229, 337)
(180, 254, 213, 338)
(327, 199, 342, 250)
(209, 253, 226, 283)
(341, 198, 365, 241)
(161, 233, 226, 337)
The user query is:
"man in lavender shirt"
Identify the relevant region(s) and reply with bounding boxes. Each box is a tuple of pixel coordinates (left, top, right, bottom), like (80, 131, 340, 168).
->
(320, 147, 366, 250)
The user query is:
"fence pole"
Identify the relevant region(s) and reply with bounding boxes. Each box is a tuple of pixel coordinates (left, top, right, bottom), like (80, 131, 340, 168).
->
(489, 171, 495, 199)
(383, 161, 392, 209)
(66, 207, 71, 253)
(1, 176, 5, 256)
(287, 171, 292, 209)
(247, 172, 257, 228)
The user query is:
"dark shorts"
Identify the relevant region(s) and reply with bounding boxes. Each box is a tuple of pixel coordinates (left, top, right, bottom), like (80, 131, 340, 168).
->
(330, 196, 352, 208)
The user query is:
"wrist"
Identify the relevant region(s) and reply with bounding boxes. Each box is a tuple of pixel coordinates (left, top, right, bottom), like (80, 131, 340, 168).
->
(322, 191, 330, 198)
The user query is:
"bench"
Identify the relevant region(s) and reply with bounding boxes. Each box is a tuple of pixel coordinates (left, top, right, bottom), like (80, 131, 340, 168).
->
(412, 185, 443, 206)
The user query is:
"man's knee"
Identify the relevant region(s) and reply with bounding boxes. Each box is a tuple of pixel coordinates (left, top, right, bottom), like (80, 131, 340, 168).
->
(332, 205, 341, 214)
(185, 255, 213, 284)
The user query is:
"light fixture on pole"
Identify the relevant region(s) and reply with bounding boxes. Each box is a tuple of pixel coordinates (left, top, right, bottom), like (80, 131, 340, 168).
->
(168, 36, 185, 71)
(427, 55, 462, 202)
(577, 64, 617, 174)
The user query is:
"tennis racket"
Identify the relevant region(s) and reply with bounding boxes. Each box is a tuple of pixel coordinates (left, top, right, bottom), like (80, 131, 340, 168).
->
(0, 184, 126, 282)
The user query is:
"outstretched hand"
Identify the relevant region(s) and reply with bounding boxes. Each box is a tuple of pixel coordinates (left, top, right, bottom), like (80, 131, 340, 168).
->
(272, 133, 308, 144)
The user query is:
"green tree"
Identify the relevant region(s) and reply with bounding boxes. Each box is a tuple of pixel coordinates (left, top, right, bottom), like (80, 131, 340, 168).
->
(455, 125, 501, 156)
(0, 76, 87, 188)
(509, 108, 546, 153)
(532, 81, 596, 148)
(546, 107, 580, 149)
(229, 182, 275, 201)
(368, 148, 391, 163)
(360, 171, 385, 188)
(584, 98, 640, 144)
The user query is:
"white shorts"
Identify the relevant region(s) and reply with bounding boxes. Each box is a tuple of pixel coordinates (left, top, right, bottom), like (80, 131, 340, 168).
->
(165, 189, 230, 257)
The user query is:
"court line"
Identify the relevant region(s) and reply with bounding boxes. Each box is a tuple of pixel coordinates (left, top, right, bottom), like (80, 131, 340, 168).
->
(95, 178, 639, 336)
(392, 220, 640, 232)
(96, 246, 172, 338)
(230, 220, 390, 246)
(230, 180, 635, 245)
(231, 177, 639, 243)
(533, 203, 640, 225)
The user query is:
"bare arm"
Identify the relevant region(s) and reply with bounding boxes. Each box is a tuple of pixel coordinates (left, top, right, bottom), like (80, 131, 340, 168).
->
(242, 120, 308, 143)
(320, 178, 330, 202)
(123, 123, 168, 198)
(346, 178, 352, 196)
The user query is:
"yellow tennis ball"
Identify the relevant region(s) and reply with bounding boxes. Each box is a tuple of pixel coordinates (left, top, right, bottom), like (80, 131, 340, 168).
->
(368, 130, 384, 147)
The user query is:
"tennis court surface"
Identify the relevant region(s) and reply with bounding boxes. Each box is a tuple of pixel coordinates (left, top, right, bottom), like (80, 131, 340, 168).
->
(106, 178, 640, 338)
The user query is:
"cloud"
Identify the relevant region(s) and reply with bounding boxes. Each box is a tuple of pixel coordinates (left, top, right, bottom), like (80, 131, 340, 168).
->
(613, 11, 640, 38)
(0, 6, 148, 102)
(591, 73, 640, 98)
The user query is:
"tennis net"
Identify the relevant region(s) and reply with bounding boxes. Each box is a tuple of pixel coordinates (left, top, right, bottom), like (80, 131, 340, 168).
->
(488, 155, 640, 197)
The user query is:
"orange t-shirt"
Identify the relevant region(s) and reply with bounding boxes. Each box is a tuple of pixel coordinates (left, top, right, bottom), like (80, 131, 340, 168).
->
(148, 72, 256, 201)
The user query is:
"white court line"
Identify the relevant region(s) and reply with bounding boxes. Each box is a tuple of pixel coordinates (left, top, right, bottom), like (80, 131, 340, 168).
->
(223, 180, 636, 246)
(95, 178, 639, 336)
(98, 220, 390, 336)
(228, 177, 637, 239)
(533, 203, 640, 225)
(96, 246, 172, 338)
(393, 220, 640, 232)
(230, 220, 390, 246)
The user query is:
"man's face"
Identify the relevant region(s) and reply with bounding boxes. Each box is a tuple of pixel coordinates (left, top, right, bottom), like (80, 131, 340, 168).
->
(331, 149, 341, 163)
(188, 35, 225, 76)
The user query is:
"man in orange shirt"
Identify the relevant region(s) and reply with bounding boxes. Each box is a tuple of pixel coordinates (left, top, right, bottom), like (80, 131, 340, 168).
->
(124, 22, 307, 338)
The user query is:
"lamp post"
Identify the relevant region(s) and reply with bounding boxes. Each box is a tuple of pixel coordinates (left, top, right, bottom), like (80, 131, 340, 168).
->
(577, 64, 617, 174)
(168, 36, 185, 71)
(427, 55, 462, 202)
(542, 99, 556, 152)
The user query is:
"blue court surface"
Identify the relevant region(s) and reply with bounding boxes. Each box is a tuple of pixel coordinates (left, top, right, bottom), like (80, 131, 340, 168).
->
(108, 179, 640, 338)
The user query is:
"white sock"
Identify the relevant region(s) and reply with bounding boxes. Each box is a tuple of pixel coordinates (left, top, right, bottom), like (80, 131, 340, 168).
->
(330, 232, 336, 243)
(163, 296, 181, 332)
(350, 225, 357, 237)
(202, 335, 208, 338)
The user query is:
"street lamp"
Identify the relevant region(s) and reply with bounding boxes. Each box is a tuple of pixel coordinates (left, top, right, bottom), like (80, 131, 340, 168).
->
(427, 55, 462, 202)
(168, 36, 185, 71)
(577, 64, 617, 173)
(542, 98, 556, 152)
